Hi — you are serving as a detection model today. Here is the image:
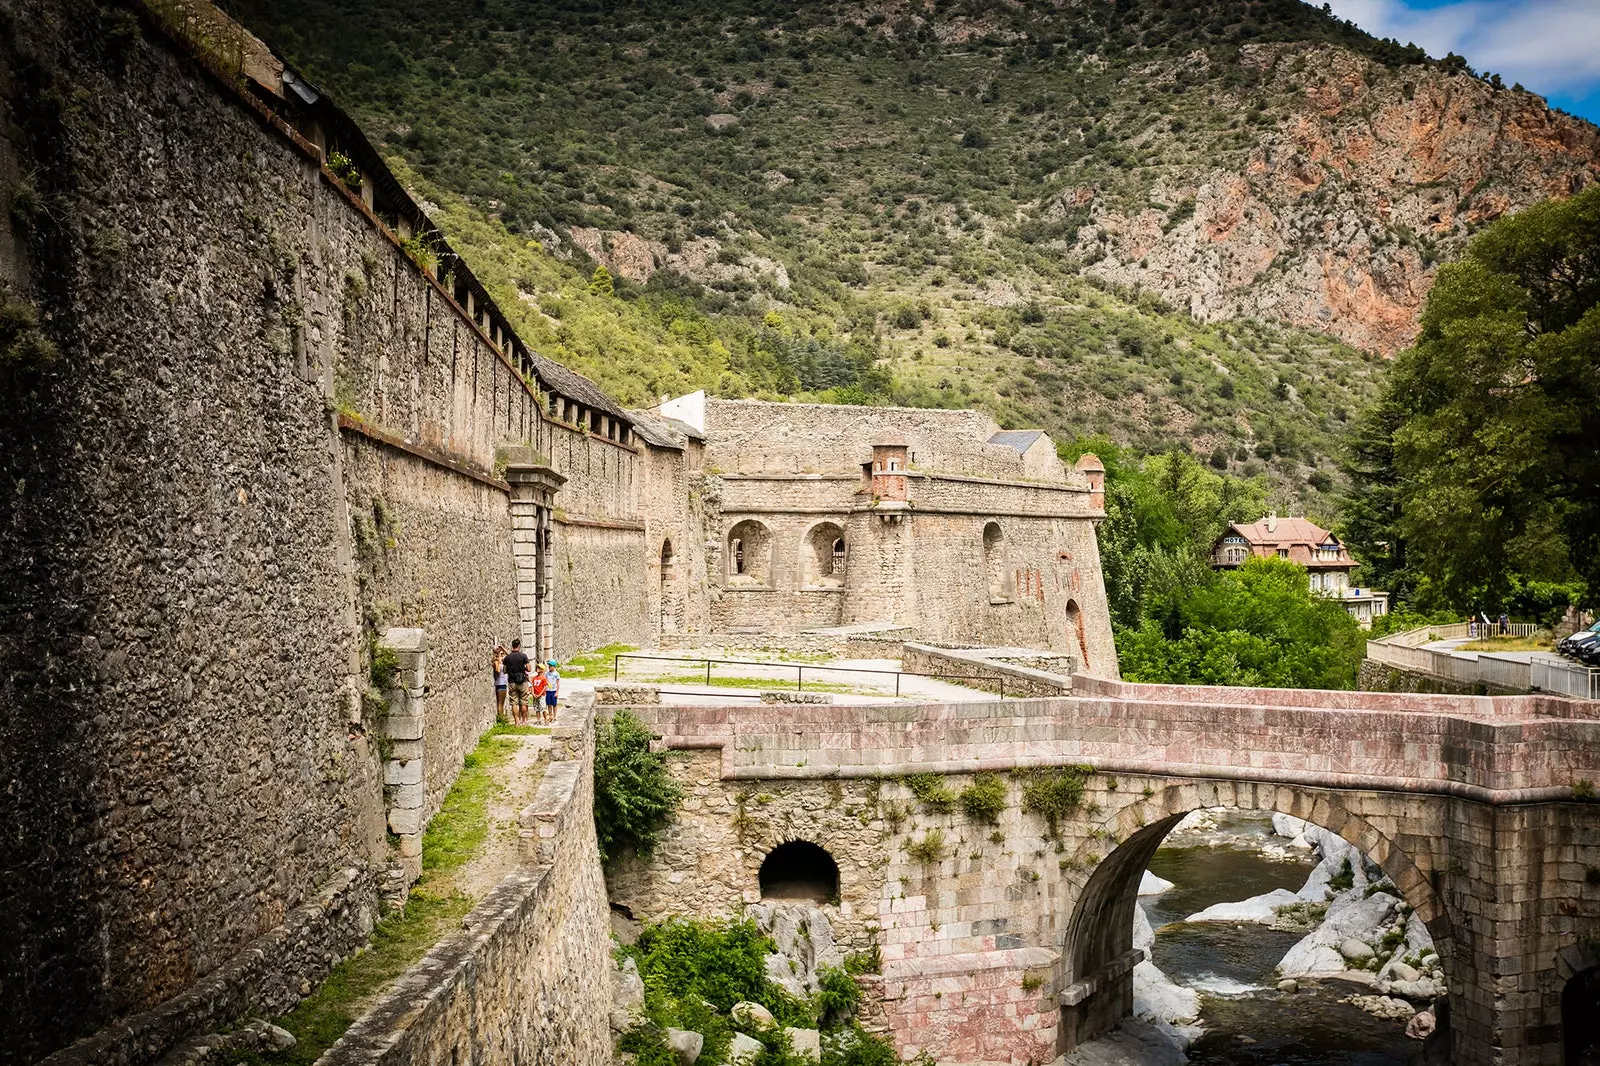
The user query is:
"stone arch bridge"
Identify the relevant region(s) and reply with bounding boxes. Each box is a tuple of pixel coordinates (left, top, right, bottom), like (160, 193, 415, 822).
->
(606, 681, 1600, 1066)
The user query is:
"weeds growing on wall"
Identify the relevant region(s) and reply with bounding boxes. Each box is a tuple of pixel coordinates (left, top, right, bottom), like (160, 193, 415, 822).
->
(902, 772, 955, 814)
(958, 773, 1008, 824)
(1018, 765, 1094, 839)
(594, 709, 681, 863)
(906, 828, 947, 866)
(618, 918, 912, 1066)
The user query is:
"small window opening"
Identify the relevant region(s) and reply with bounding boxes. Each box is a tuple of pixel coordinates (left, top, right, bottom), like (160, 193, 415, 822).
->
(831, 538, 846, 575)
(759, 840, 840, 903)
(733, 538, 746, 574)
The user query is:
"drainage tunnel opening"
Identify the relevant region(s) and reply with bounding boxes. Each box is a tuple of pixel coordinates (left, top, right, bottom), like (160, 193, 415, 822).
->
(758, 840, 840, 903)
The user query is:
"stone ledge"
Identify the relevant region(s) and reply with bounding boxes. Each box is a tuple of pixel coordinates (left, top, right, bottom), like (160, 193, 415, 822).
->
(595, 683, 662, 705)
(759, 691, 833, 705)
(883, 945, 1059, 984)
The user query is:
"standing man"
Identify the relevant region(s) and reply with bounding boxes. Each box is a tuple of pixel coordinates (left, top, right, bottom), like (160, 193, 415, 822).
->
(503, 638, 532, 726)
(544, 659, 561, 722)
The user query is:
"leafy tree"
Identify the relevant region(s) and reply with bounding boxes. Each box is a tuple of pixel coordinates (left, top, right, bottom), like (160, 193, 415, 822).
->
(1356, 184, 1599, 608)
(588, 264, 615, 297)
(1119, 557, 1365, 688)
(593, 709, 681, 863)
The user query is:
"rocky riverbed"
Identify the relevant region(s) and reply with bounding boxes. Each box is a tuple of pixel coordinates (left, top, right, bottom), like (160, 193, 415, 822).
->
(1063, 809, 1437, 1065)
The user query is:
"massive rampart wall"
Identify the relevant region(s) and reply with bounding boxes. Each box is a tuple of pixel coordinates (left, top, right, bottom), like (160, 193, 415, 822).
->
(0, 5, 385, 1056)
(0, 1, 677, 1058)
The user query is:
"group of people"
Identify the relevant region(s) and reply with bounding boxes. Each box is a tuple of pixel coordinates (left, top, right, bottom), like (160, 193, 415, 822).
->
(493, 638, 560, 726)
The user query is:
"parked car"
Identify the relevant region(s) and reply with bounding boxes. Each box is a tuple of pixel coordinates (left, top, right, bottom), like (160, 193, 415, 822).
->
(1577, 638, 1600, 667)
(1558, 622, 1600, 658)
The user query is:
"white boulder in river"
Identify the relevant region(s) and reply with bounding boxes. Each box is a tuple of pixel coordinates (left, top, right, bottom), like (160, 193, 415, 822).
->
(1131, 903, 1201, 1025)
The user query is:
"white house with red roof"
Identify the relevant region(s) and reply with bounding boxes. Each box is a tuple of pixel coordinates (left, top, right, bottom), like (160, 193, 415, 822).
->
(1211, 513, 1389, 626)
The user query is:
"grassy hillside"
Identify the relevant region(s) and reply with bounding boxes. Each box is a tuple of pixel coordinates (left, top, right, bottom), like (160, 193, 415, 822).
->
(232, 0, 1587, 504)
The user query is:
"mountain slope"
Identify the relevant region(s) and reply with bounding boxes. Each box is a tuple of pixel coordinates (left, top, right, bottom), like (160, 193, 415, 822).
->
(224, 0, 1599, 502)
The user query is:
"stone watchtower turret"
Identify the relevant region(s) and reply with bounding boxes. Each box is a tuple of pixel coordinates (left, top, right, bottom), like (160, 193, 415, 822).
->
(870, 435, 910, 517)
(1074, 453, 1106, 512)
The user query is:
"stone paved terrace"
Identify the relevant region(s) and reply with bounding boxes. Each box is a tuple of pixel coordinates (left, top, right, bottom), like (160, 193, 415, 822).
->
(611, 683, 1600, 1066)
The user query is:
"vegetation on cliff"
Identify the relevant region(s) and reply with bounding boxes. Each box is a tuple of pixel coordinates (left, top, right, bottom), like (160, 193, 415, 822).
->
(217, 0, 1600, 504)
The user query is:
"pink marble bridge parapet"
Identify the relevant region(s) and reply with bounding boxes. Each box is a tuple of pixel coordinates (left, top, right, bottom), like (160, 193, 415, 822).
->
(637, 688, 1600, 803)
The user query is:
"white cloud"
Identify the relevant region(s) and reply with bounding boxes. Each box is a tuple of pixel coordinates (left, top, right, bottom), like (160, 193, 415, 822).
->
(1321, 0, 1600, 98)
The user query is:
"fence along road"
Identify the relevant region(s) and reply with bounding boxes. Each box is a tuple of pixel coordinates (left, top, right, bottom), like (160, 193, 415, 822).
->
(1366, 622, 1599, 699)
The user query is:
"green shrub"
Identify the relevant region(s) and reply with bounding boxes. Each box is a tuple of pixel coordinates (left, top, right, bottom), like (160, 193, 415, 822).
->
(1328, 856, 1355, 892)
(1019, 766, 1092, 838)
(594, 709, 682, 862)
(903, 772, 955, 814)
(369, 641, 400, 690)
(815, 965, 861, 1026)
(958, 772, 1008, 824)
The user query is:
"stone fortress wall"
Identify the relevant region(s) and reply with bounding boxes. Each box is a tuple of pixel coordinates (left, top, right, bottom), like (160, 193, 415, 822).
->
(676, 396, 1120, 669)
(0, 1, 670, 1059)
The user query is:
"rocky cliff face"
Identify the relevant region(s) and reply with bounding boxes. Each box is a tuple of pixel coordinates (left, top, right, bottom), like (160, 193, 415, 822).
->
(1071, 45, 1600, 354)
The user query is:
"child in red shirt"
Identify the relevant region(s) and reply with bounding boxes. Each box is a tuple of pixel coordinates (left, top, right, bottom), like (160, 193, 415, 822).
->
(530, 665, 549, 724)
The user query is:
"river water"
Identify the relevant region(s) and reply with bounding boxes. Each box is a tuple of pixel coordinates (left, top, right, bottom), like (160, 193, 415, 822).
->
(1143, 812, 1418, 1065)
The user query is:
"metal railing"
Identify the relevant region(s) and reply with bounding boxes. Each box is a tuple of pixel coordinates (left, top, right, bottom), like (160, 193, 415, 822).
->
(1366, 622, 1598, 698)
(612, 653, 1014, 698)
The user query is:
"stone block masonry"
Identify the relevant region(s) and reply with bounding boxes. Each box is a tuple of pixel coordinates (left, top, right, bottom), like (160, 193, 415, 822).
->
(317, 700, 612, 1066)
(606, 688, 1600, 1066)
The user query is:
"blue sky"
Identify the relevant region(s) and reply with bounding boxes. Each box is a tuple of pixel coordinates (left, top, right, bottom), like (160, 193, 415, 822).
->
(1318, 0, 1600, 124)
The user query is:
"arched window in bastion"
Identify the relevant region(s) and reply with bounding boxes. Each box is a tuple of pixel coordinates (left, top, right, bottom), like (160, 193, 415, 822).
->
(802, 522, 847, 589)
(759, 840, 840, 904)
(726, 520, 774, 587)
(983, 521, 1014, 604)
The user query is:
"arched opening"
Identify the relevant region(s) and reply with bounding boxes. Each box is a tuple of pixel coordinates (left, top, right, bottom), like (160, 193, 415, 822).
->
(659, 539, 677, 633)
(759, 840, 839, 903)
(1566, 966, 1600, 1064)
(983, 521, 1013, 603)
(1065, 599, 1090, 672)
(1059, 789, 1453, 1054)
(802, 522, 847, 589)
(726, 520, 773, 586)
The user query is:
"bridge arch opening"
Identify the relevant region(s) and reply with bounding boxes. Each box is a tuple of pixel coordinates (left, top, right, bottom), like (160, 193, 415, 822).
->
(759, 840, 839, 904)
(1564, 965, 1600, 1063)
(1058, 788, 1453, 1053)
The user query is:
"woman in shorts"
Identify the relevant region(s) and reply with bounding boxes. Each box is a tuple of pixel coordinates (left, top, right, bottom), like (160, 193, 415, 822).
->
(492, 644, 509, 723)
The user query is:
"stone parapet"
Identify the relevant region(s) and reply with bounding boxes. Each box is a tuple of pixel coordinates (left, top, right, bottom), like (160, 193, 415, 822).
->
(901, 642, 1075, 698)
(758, 690, 833, 704)
(637, 692, 1600, 800)
(595, 683, 663, 706)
